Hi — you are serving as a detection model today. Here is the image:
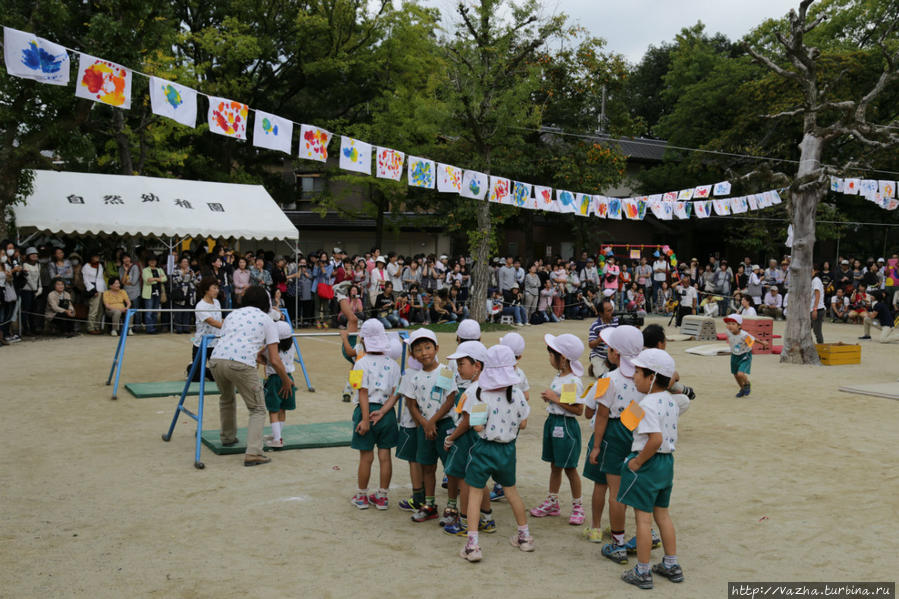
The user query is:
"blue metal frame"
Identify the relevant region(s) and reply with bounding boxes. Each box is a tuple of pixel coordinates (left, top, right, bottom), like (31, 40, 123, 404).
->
(161, 334, 215, 469)
(279, 308, 314, 392)
(106, 308, 135, 399)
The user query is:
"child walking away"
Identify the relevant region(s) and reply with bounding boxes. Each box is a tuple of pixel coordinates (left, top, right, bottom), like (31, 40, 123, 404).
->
(443, 341, 492, 536)
(350, 319, 401, 509)
(491, 332, 530, 502)
(531, 334, 586, 525)
(264, 321, 297, 449)
(398, 329, 458, 522)
(723, 314, 765, 398)
(459, 345, 533, 562)
(617, 349, 686, 589)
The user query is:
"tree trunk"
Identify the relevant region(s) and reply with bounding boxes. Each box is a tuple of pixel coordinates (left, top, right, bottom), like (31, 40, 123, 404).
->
(781, 132, 822, 365)
(373, 184, 385, 250)
(112, 110, 134, 175)
(468, 199, 492, 323)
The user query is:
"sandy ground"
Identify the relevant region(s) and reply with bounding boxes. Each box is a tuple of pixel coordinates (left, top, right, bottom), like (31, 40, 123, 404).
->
(2, 315, 898, 599)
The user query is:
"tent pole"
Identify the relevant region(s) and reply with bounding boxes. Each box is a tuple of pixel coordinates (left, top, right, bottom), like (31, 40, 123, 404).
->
(169, 236, 174, 334)
(294, 239, 299, 327)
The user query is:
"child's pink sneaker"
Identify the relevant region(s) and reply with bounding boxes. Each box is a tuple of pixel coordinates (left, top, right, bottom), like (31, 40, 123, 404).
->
(351, 493, 369, 509)
(529, 497, 561, 518)
(569, 502, 585, 525)
(368, 493, 388, 510)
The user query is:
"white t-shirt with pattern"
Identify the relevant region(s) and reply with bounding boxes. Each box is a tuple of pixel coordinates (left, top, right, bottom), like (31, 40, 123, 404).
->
(397, 363, 458, 422)
(546, 372, 584, 417)
(464, 385, 529, 443)
(631, 391, 682, 454)
(210, 307, 279, 367)
(352, 353, 400, 406)
(597, 369, 644, 419)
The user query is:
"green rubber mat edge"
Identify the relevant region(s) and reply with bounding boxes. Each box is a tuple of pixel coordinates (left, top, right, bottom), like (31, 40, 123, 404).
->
(201, 420, 353, 454)
(125, 381, 221, 398)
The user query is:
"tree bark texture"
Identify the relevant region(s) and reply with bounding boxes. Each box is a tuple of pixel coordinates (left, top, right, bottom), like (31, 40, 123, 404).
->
(468, 199, 491, 323)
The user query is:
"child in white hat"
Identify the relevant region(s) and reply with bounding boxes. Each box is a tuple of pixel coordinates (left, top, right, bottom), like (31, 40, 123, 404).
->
(531, 333, 586, 525)
(263, 320, 297, 449)
(724, 313, 765, 397)
(491, 331, 530, 502)
(458, 345, 532, 562)
(617, 348, 685, 590)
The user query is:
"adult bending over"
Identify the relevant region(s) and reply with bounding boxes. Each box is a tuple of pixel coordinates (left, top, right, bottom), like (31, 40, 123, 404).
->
(208, 287, 292, 466)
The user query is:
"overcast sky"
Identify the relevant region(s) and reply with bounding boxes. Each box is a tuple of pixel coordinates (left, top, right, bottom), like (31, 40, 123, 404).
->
(423, 0, 801, 63)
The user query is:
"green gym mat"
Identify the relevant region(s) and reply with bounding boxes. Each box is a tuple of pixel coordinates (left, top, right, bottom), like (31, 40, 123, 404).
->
(201, 420, 353, 454)
(125, 381, 220, 398)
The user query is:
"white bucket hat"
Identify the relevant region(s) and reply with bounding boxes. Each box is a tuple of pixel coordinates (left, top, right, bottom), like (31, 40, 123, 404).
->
(386, 332, 404, 361)
(599, 325, 643, 377)
(479, 345, 521, 391)
(631, 348, 676, 378)
(498, 332, 525, 358)
(275, 320, 293, 340)
(456, 318, 481, 340)
(405, 328, 438, 348)
(360, 318, 390, 353)
(447, 340, 488, 365)
(544, 333, 585, 377)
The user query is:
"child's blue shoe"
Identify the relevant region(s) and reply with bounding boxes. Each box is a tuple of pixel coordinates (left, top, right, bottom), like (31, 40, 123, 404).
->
(624, 529, 662, 554)
(490, 483, 505, 501)
(398, 497, 420, 512)
(602, 542, 628, 564)
(441, 475, 448, 489)
(478, 516, 496, 534)
(443, 518, 467, 536)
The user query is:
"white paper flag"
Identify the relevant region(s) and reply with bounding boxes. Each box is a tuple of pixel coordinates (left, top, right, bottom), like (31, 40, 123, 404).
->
(299, 125, 332, 162)
(3, 26, 70, 85)
(712, 199, 731, 216)
(512, 181, 533, 208)
(843, 178, 860, 195)
(673, 201, 690, 219)
(575, 193, 592, 217)
(75, 53, 131, 109)
(829, 176, 844, 194)
(878, 180, 896, 198)
(535, 186, 555, 211)
(677, 188, 695, 201)
(747, 194, 758, 210)
(693, 185, 712, 199)
(713, 181, 732, 196)
(694, 201, 712, 218)
(149, 76, 197, 127)
(207, 95, 248, 139)
(769, 190, 783, 205)
(375, 147, 404, 181)
(252, 110, 293, 154)
(407, 156, 435, 188)
(557, 190, 577, 213)
(593, 196, 609, 218)
(460, 170, 487, 200)
(437, 163, 463, 193)
(339, 136, 372, 174)
(607, 197, 623, 220)
(489, 176, 511, 203)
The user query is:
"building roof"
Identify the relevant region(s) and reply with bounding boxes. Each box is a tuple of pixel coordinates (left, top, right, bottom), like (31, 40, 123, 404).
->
(287, 211, 446, 232)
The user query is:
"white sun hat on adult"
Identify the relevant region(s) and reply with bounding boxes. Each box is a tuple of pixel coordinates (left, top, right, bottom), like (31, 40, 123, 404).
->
(456, 318, 481, 340)
(499, 331, 525, 358)
(544, 333, 585, 377)
(599, 325, 643, 377)
(360, 318, 390, 353)
(448, 340, 488, 365)
(479, 344, 521, 390)
(631, 348, 676, 378)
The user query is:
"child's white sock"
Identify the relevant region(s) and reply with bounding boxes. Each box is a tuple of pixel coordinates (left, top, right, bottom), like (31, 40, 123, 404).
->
(466, 531, 479, 546)
(663, 554, 678, 567)
(572, 497, 582, 506)
(636, 562, 650, 575)
(377, 488, 388, 497)
(612, 531, 626, 545)
(548, 493, 559, 503)
(358, 488, 368, 496)
(271, 421, 282, 441)
(517, 524, 530, 538)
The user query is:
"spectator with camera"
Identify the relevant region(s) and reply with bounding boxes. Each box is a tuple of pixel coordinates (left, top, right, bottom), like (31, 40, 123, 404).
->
(171, 257, 198, 333)
(587, 296, 617, 378)
(674, 275, 698, 327)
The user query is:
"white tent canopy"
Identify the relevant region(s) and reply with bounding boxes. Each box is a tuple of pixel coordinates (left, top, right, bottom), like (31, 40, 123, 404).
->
(14, 170, 298, 241)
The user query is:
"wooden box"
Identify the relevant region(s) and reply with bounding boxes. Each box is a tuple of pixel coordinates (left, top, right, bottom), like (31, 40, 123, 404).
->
(815, 342, 861, 365)
(742, 316, 774, 355)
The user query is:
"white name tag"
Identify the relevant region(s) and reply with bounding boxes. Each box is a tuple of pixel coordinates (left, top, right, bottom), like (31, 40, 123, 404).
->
(552, 426, 564, 438)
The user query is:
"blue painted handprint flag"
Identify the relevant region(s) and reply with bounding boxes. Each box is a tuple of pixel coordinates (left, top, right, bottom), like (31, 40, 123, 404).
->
(339, 136, 372, 174)
(460, 170, 487, 200)
(3, 27, 70, 85)
(149, 76, 198, 128)
(252, 110, 293, 154)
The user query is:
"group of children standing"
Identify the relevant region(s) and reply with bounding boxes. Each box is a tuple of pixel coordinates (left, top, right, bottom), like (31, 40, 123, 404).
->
(343, 317, 689, 590)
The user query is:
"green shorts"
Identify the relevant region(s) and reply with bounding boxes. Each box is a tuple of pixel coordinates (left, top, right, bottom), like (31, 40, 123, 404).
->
(264, 373, 296, 412)
(541, 413, 582, 469)
(582, 432, 606, 484)
(350, 403, 399, 452)
(396, 425, 418, 462)
(598, 418, 633, 476)
(617, 451, 674, 513)
(465, 438, 517, 489)
(445, 429, 477, 479)
(731, 351, 752, 375)
(415, 418, 455, 466)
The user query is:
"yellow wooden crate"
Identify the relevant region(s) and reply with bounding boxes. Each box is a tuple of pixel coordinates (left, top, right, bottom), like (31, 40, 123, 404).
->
(815, 342, 861, 365)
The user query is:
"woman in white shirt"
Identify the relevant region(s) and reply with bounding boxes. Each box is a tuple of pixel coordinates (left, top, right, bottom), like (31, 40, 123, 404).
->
(190, 276, 223, 382)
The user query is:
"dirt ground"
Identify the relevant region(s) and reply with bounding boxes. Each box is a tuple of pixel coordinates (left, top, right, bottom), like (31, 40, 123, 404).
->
(2, 316, 897, 598)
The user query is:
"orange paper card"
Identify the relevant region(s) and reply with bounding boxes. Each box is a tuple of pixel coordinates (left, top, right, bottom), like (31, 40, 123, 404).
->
(560, 383, 577, 404)
(593, 378, 611, 399)
(454, 393, 468, 414)
(620, 400, 645, 431)
(348, 369, 363, 390)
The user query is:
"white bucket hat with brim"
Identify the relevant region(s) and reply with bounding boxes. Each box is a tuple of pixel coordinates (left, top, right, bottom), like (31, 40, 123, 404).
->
(599, 325, 643, 377)
(405, 328, 438, 347)
(498, 332, 525, 358)
(631, 348, 676, 378)
(387, 332, 403, 361)
(447, 340, 488, 365)
(479, 345, 521, 390)
(360, 318, 390, 353)
(544, 333, 585, 377)
(456, 318, 481, 340)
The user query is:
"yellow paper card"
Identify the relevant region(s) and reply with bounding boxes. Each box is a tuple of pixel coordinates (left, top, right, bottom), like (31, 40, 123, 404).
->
(620, 400, 645, 431)
(349, 369, 363, 390)
(560, 383, 577, 404)
(593, 378, 611, 399)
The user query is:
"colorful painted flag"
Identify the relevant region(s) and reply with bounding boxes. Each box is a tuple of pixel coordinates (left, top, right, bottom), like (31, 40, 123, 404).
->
(623, 198, 641, 220)
(663, 191, 678, 201)
(535, 186, 555, 211)
(860, 179, 878, 196)
(75, 53, 131, 109)
(437, 164, 463, 193)
(677, 188, 695, 201)
(712, 199, 731, 216)
(769, 190, 782, 205)
(594, 196, 609, 218)
(299, 124, 332, 162)
(460, 170, 487, 200)
(830, 176, 844, 193)
(878, 180, 896, 198)
(206, 96, 248, 139)
(648, 194, 663, 203)
(673, 201, 691, 219)
(607, 197, 622, 220)
(3, 27, 70, 85)
(375, 147, 404, 181)
(408, 156, 435, 188)
(694, 201, 711, 218)
(149, 76, 197, 128)
(252, 110, 292, 154)
(693, 185, 712, 199)
(338, 136, 371, 174)
(649, 199, 666, 220)
(489, 176, 511, 203)
(887, 199, 899, 211)
(557, 189, 577, 213)
(713, 181, 732, 196)
(576, 193, 592, 217)
(747, 194, 758, 211)
(512, 181, 532, 208)
(730, 196, 749, 214)
(843, 178, 860, 195)
(637, 198, 648, 220)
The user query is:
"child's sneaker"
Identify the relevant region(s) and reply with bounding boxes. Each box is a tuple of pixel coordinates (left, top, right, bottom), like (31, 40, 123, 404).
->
(398, 497, 420, 512)
(743, 384, 751, 397)
(459, 542, 482, 562)
(735, 387, 746, 398)
(351, 493, 369, 510)
(624, 529, 662, 553)
(478, 516, 496, 534)
(601, 542, 628, 564)
(439, 506, 459, 526)
(509, 533, 536, 552)
(529, 497, 561, 518)
(652, 561, 684, 583)
(489, 483, 505, 501)
(443, 518, 467, 536)
(410, 505, 438, 522)
(368, 493, 388, 510)
(622, 566, 653, 589)
(441, 475, 448, 489)
(264, 438, 284, 449)
(569, 503, 585, 525)
(582, 527, 603, 543)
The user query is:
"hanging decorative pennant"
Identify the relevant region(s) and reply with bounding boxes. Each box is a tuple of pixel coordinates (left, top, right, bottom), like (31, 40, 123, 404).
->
(662, 191, 678, 201)
(886, 198, 899, 211)
(673, 201, 690, 219)
(375, 147, 404, 181)
(338, 136, 372, 174)
(576, 193, 592, 217)
(713, 181, 732, 196)
(649, 199, 667, 220)
(843, 178, 860, 195)
(694, 201, 712, 218)
(607, 197, 622, 220)
(879, 180, 896, 198)
(3, 26, 70, 85)
(489, 176, 511, 203)
(207, 96, 248, 139)
(712, 198, 731, 216)
(677, 188, 695, 201)
(769, 190, 783, 205)
(637, 198, 648, 220)
(693, 185, 712, 199)
(623, 198, 641, 220)
(747, 194, 758, 210)
(75, 53, 131, 109)
(557, 189, 577, 213)
(860, 179, 878, 196)
(460, 170, 487, 200)
(512, 181, 532, 208)
(648, 193, 663, 203)
(437, 163, 463, 193)
(731, 196, 749, 214)
(594, 196, 609, 218)
(149, 76, 197, 128)
(407, 156, 435, 188)
(830, 176, 845, 193)
(252, 110, 293, 154)
(535, 186, 555, 211)
(299, 124, 332, 162)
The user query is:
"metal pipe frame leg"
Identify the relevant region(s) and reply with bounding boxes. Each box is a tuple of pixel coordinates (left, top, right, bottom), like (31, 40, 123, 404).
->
(162, 335, 212, 469)
(281, 308, 314, 392)
(106, 309, 135, 399)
